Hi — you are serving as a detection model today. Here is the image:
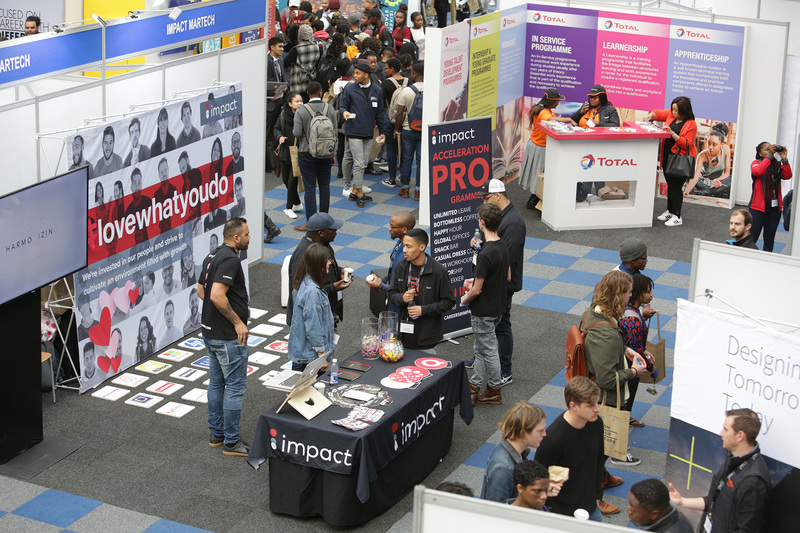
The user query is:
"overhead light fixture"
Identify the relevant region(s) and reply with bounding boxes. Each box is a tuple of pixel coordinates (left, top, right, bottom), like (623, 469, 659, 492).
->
(169, 7, 183, 21)
(92, 14, 108, 28)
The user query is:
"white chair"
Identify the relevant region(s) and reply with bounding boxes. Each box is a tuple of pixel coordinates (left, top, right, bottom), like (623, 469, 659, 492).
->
(280, 255, 291, 307)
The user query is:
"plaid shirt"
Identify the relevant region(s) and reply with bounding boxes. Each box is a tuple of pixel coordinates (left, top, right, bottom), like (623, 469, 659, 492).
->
(290, 42, 321, 94)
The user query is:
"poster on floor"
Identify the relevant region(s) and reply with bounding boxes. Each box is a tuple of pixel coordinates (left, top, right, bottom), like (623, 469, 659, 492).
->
(667, 299, 798, 529)
(427, 117, 492, 337)
(69, 84, 247, 392)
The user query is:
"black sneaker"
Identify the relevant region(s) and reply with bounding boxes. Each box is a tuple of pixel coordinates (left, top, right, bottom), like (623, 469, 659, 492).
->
(464, 358, 475, 369)
(209, 434, 224, 448)
(222, 439, 251, 457)
(356, 195, 370, 208)
(499, 374, 513, 386)
(610, 452, 641, 466)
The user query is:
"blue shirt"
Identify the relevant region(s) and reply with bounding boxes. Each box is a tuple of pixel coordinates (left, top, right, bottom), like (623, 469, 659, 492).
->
(381, 239, 405, 312)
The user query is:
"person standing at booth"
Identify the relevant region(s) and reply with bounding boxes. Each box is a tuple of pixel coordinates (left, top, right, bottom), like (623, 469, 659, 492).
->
(572, 85, 619, 201)
(519, 88, 573, 210)
(645, 96, 697, 227)
(748, 142, 792, 252)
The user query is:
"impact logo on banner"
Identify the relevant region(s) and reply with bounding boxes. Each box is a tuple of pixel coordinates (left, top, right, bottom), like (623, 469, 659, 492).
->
(390, 395, 446, 450)
(269, 427, 354, 466)
(200, 92, 242, 125)
(675, 27, 710, 40)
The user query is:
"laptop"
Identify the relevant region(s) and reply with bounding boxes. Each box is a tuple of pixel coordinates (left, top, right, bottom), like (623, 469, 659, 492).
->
(262, 355, 327, 392)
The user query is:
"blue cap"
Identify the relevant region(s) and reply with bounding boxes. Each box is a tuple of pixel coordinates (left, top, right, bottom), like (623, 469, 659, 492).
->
(307, 213, 343, 232)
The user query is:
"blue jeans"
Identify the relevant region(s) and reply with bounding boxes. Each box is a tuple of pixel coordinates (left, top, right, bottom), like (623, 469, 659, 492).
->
(203, 335, 249, 445)
(399, 128, 421, 189)
(298, 156, 332, 221)
(589, 506, 603, 521)
(386, 133, 399, 180)
(496, 292, 513, 378)
(469, 315, 502, 388)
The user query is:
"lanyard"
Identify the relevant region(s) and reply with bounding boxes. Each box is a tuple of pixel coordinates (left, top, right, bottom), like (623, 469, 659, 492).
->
(709, 452, 760, 514)
(388, 239, 402, 277)
(406, 256, 427, 295)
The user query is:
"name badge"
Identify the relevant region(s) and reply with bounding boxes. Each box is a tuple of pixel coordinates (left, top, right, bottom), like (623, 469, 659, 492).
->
(771, 199, 779, 207)
(703, 516, 712, 532)
(400, 321, 414, 334)
(333, 333, 340, 345)
(337, 291, 343, 301)
(586, 119, 596, 128)
(372, 101, 378, 107)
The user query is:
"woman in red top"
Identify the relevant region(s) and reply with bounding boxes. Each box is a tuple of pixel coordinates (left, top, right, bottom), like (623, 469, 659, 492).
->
(392, 6, 411, 55)
(749, 142, 792, 251)
(645, 96, 697, 227)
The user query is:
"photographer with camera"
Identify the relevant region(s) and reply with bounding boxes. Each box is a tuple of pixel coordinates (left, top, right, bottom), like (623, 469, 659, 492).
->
(749, 142, 792, 252)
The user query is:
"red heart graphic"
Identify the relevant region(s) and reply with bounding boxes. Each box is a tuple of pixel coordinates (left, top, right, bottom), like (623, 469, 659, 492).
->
(97, 355, 111, 373)
(110, 356, 121, 373)
(89, 307, 112, 346)
(129, 286, 139, 305)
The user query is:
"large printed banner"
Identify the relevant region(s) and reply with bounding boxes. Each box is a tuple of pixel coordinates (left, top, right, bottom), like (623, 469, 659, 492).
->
(438, 22, 470, 123)
(0, 2, 63, 39)
(69, 85, 247, 392)
(667, 300, 797, 528)
(467, 13, 500, 126)
(428, 117, 492, 336)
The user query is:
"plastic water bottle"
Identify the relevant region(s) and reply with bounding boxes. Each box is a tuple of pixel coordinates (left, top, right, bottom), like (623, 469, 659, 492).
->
(473, 228, 482, 250)
(409, 301, 418, 320)
(329, 358, 339, 385)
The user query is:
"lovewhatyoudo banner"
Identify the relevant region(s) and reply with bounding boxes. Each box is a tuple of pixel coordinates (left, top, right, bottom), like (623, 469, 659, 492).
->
(69, 84, 247, 392)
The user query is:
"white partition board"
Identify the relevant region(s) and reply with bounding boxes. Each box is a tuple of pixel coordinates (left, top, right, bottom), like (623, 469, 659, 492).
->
(0, 104, 38, 196)
(37, 86, 104, 178)
(164, 55, 220, 98)
(413, 486, 629, 532)
(688, 239, 800, 334)
(106, 70, 165, 118)
(220, 43, 267, 257)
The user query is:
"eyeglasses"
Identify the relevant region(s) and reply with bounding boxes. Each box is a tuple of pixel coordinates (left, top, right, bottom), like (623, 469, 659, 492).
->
(389, 223, 402, 229)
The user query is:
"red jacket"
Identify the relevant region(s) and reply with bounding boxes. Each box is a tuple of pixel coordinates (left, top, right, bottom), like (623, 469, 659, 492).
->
(393, 26, 411, 53)
(650, 108, 697, 158)
(749, 156, 792, 212)
(281, 9, 303, 32)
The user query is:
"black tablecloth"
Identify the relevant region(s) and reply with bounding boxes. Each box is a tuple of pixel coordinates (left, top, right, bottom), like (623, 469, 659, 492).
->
(248, 351, 473, 514)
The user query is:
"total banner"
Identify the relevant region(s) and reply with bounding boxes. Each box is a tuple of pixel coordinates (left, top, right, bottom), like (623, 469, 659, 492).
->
(69, 84, 247, 393)
(427, 117, 492, 337)
(668, 299, 797, 528)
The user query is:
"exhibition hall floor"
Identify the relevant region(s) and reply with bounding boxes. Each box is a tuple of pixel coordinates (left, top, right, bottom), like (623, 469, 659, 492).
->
(0, 169, 789, 532)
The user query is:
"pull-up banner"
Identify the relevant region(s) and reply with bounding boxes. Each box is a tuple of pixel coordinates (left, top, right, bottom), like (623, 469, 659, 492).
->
(70, 84, 247, 392)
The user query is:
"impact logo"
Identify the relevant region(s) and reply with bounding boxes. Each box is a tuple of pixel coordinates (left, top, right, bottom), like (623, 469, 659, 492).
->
(675, 28, 710, 40)
(269, 427, 354, 466)
(391, 395, 446, 450)
(431, 127, 477, 146)
(581, 154, 595, 169)
(200, 91, 241, 125)
(444, 36, 460, 47)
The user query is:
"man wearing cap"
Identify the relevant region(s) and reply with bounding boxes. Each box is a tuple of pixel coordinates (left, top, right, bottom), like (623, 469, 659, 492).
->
(340, 61, 390, 207)
(394, 61, 424, 200)
(286, 213, 352, 328)
(615, 237, 655, 319)
(281, 0, 303, 32)
(468, 179, 526, 386)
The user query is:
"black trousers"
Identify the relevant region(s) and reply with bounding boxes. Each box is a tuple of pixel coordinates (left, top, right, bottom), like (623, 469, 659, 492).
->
(665, 174, 686, 217)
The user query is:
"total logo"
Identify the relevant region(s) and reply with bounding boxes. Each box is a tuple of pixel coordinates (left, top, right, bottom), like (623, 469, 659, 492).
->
(269, 427, 354, 466)
(581, 154, 638, 169)
(502, 16, 517, 27)
(473, 26, 488, 37)
(532, 12, 541, 21)
(532, 13, 565, 23)
(675, 28, 710, 40)
(391, 395, 446, 450)
(444, 36, 460, 47)
(605, 20, 639, 32)
(604, 20, 613, 29)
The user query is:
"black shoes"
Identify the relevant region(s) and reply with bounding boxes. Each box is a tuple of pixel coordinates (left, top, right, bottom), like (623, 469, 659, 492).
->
(222, 439, 250, 457)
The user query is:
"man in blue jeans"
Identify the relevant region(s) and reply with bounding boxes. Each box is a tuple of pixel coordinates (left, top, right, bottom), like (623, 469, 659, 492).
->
(394, 61, 424, 201)
(198, 217, 251, 457)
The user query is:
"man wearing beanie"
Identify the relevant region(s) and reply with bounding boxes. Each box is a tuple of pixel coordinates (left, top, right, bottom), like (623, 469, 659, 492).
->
(340, 60, 391, 207)
(615, 237, 655, 319)
(285, 25, 321, 100)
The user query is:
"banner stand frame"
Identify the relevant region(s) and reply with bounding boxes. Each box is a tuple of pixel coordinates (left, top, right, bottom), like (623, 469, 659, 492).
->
(44, 278, 82, 393)
(695, 288, 800, 333)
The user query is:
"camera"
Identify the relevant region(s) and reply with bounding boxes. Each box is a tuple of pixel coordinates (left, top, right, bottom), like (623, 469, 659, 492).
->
(775, 145, 786, 153)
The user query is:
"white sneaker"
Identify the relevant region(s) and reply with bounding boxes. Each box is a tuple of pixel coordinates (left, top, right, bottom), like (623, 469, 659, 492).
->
(283, 208, 298, 219)
(362, 185, 372, 193)
(657, 210, 672, 221)
(665, 215, 683, 226)
(291, 204, 303, 212)
(342, 182, 352, 197)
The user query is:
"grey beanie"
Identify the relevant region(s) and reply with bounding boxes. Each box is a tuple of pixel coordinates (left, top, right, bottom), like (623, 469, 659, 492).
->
(298, 25, 313, 43)
(619, 237, 647, 263)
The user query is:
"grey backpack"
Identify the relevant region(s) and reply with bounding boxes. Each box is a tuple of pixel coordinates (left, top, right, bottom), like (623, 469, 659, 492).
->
(304, 103, 336, 159)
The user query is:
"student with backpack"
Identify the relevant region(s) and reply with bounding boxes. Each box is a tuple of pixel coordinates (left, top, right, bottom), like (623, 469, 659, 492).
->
(381, 58, 409, 187)
(293, 81, 338, 231)
(394, 61, 424, 200)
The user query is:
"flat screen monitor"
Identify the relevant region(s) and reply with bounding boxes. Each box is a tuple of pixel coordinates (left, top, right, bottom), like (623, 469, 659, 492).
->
(0, 166, 89, 306)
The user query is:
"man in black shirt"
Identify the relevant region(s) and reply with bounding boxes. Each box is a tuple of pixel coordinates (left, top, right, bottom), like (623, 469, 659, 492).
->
(153, 158, 177, 233)
(727, 208, 758, 249)
(388, 228, 455, 354)
(627, 479, 693, 532)
(462, 203, 509, 405)
(535, 376, 605, 521)
(124, 168, 150, 244)
(286, 213, 351, 328)
(668, 409, 771, 533)
(197, 217, 251, 457)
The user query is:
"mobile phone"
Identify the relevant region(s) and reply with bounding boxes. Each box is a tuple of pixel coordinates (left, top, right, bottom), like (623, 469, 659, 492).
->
(337, 370, 360, 381)
(341, 361, 372, 372)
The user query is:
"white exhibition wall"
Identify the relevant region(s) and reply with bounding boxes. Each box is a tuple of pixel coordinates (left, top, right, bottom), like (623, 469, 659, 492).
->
(502, 0, 789, 208)
(0, 40, 267, 262)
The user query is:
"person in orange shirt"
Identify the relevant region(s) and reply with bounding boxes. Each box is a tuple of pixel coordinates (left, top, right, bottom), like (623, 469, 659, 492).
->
(645, 96, 697, 227)
(519, 89, 574, 210)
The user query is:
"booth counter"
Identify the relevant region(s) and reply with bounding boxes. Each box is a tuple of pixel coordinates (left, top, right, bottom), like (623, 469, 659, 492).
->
(539, 121, 670, 231)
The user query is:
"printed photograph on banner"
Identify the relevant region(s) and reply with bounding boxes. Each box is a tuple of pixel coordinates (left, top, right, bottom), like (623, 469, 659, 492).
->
(69, 84, 246, 392)
(439, 22, 471, 122)
(492, 99, 524, 182)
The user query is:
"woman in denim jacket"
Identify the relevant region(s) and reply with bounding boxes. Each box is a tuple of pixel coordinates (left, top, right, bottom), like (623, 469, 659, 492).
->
(288, 243, 337, 370)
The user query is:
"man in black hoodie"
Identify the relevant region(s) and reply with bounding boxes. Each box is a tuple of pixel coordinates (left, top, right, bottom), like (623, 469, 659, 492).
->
(388, 228, 455, 354)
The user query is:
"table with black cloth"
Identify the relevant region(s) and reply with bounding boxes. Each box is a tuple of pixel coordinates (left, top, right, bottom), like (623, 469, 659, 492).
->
(247, 351, 473, 526)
